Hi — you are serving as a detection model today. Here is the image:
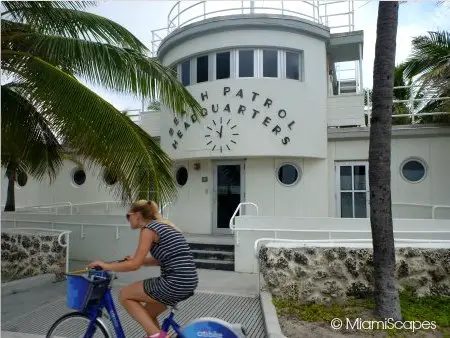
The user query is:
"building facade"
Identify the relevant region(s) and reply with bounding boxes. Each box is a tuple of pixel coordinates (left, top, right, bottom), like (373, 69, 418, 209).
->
(3, 1, 450, 236)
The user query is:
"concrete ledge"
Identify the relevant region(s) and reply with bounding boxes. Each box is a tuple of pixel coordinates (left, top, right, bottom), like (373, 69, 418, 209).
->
(260, 291, 286, 338)
(1, 274, 55, 296)
(1, 332, 45, 338)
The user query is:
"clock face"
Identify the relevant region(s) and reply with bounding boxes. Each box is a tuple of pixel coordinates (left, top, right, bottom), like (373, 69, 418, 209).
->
(205, 117, 239, 153)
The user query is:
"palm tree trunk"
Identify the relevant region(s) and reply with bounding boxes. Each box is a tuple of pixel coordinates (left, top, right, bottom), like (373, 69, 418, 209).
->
(369, 1, 401, 320)
(4, 164, 17, 212)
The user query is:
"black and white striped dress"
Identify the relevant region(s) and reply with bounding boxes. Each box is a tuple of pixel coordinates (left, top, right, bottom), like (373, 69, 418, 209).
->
(142, 221, 198, 306)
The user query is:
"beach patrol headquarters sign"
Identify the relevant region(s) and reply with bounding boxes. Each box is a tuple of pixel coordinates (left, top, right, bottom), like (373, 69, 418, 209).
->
(168, 86, 296, 153)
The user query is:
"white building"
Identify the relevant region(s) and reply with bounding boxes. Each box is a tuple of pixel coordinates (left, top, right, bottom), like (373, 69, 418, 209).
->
(3, 1, 449, 273)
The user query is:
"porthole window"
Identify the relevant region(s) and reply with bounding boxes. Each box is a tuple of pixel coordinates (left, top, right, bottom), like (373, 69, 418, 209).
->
(17, 172, 28, 187)
(103, 169, 117, 186)
(175, 166, 188, 186)
(401, 158, 427, 183)
(277, 163, 301, 186)
(72, 168, 86, 186)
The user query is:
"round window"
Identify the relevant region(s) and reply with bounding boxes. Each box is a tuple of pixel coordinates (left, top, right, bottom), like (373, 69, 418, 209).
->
(103, 169, 117, 185)
(176, 166, 188, 186)
(277, 163, 300, 186)
(401, 158, 426, 183)
(72, 169, 86, 186)
(17, 172, 28, 187)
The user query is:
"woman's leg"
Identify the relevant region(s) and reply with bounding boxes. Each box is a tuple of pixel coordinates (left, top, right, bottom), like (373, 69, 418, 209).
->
(118, 281, 166, 335)
(144, 302, 165, 330)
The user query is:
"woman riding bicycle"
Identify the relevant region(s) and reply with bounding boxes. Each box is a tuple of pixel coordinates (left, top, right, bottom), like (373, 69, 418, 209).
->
(88, 200, 198, 338)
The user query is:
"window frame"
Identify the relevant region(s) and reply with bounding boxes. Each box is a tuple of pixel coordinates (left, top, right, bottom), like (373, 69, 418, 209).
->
(236, 49, 257, 79)
(335, 161, 369, 218)
(214, 50, 233, 80)
(195, 54, 210, 84)
(180, 59, 191, 86)
(260, 48, 280, 79)
(400, 157, 428, 184)
(276, 162, 301, 187)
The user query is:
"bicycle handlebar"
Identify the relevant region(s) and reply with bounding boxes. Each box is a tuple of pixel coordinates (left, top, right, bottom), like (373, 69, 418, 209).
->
(90, 259, 127, 271)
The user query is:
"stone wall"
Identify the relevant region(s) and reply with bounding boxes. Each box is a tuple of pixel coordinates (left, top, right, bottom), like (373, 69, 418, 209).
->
(259, 246, 450, 304)
(1, 231, 67, 282)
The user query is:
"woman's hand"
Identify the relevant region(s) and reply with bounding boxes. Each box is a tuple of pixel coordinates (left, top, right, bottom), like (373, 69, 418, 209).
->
(88, 260, 109, 270)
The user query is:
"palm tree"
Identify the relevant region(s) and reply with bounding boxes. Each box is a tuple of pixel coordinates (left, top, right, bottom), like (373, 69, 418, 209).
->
(368, 1, 402, 321)
(403, 30, 450, 124)
(1, 1, 202, 211)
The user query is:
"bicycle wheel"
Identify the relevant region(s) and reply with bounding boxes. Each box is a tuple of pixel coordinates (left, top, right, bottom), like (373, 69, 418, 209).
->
(46, 312, 110, 338)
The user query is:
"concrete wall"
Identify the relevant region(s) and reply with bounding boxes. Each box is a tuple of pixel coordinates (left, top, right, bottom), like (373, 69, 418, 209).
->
(234, 215, 450, 273)
(327, 94, 365, 127)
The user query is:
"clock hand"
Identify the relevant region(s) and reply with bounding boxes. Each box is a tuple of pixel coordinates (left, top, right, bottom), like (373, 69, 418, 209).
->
(219, 125, 223, 138)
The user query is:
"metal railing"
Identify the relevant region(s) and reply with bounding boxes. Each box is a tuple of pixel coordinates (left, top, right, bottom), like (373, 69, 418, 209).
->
(392, 202, 450, 219)
(365, 85, 450, 125)
(151, 0, 355, 56)
(10, 200, 172, 217)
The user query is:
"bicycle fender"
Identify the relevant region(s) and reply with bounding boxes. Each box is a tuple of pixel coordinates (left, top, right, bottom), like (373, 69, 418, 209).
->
(180, 317, 246, 338)
(95, 317, 112, 337)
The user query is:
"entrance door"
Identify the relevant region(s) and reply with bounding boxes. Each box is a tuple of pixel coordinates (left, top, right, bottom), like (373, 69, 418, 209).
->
(213, 162, 245, 234)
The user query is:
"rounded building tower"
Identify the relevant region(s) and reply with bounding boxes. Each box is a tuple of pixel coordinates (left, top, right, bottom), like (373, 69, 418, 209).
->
(152, 0, 364, 234)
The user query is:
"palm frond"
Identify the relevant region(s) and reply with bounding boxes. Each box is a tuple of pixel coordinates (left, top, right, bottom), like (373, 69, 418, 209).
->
(2, 1, 147, 52)
(2, 33, 202, 116)
(1, 83, 65, 181)
(3, 51, 177, 203)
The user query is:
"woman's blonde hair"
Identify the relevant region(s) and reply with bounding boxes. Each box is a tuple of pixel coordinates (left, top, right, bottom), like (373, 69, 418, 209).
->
(130, 199, 181, 232)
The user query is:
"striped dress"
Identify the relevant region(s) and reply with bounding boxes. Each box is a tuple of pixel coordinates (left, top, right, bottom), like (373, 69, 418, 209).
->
(142, 221, 198, 306)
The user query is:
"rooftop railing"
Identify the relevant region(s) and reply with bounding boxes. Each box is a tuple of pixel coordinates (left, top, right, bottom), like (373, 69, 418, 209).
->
(151, 0, 355, 56)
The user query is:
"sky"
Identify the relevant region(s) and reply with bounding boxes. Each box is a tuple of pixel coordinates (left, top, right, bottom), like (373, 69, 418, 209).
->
(84, 0, 450, 111)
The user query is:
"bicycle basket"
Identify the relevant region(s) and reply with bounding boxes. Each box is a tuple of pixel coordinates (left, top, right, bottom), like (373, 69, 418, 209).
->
(66, 273, 110, 311)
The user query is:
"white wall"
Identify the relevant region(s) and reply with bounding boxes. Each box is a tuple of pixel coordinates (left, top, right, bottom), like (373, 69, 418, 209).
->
(327, 133, 450, 217)
(160, 79, 327, 160)
(159, 27, 328, 160)
(245, 157, 328, 217)
(327, 94, 365, 127)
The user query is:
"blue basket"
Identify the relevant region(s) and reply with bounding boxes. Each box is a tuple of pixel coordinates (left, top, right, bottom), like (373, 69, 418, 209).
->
(66, 272, 110, 311)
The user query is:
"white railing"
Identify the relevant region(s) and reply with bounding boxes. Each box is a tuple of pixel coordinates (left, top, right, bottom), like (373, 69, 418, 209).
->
(15, 202, 73, 214)
(3, 227, 71, 274)
(365, 85, 450, 125)
(151, 0, 355, 56)
(253, 237, 450, 290)
(393, 202, 450, 219)
(230, 201, 450, 244)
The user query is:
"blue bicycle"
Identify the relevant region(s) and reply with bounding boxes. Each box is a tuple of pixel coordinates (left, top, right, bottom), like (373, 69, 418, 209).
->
(46, 262, 247, 338)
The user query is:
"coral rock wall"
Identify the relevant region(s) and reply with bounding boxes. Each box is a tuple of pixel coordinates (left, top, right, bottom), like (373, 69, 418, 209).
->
(259, 246, 450, 304)
(1, 231, 67, 282)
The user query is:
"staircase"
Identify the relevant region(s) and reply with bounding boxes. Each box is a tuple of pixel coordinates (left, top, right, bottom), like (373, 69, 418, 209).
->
(187, 237, 235, 271)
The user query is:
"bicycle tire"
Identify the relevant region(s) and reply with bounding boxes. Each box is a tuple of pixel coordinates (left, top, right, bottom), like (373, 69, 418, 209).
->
(46, 312, 110, 338)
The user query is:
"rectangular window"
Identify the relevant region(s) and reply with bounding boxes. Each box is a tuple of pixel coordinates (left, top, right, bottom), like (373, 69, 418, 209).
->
(181, 60, 190, 86)
(263, 49, 278, 77)
(196, 55, 209, 83)
(239, 50, 254, 77)
(216, 51, 230, 79)
(286, 51, 300, 80)
(336, 162, 369, 218)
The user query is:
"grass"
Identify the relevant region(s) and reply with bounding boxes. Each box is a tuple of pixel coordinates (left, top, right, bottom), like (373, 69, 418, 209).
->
(273, 291, 450, 337)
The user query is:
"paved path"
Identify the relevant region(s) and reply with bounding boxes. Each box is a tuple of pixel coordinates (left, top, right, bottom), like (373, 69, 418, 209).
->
(2, 267, 263, 338)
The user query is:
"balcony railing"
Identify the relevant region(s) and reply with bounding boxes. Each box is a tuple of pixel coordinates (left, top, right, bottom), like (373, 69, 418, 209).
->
(151, 0, 355, 56)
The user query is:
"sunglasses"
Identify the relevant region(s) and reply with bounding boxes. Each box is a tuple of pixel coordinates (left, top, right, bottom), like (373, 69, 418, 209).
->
(126, 212, 134, 221)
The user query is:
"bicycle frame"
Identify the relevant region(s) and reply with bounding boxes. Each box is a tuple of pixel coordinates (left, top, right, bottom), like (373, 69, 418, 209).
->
(160, 309, 184, 338)
(84, 286, 125, 338)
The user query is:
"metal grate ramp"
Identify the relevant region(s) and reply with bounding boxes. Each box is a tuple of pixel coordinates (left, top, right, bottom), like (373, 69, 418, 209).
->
(2, 289, 265, 337)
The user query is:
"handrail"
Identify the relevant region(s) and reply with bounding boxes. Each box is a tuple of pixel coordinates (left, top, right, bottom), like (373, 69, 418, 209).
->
(229, 202, 259, 231)
(392, 202, 450, 219)
(4, 227, 72, 274)
(16, 202, 73, 214)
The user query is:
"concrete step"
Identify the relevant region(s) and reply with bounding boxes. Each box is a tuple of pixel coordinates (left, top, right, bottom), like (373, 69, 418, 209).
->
(188, 242, 234, 252)
(192, 249, 234, 261)
(194, 258, 235, 271)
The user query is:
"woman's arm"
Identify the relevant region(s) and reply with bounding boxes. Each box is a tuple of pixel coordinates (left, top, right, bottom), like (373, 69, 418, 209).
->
(102, 229, 155, 272)
(143, 256, 159, 266)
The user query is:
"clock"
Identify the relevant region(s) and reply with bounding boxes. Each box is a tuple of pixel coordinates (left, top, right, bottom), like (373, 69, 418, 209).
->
(204, 117, 239, 153)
